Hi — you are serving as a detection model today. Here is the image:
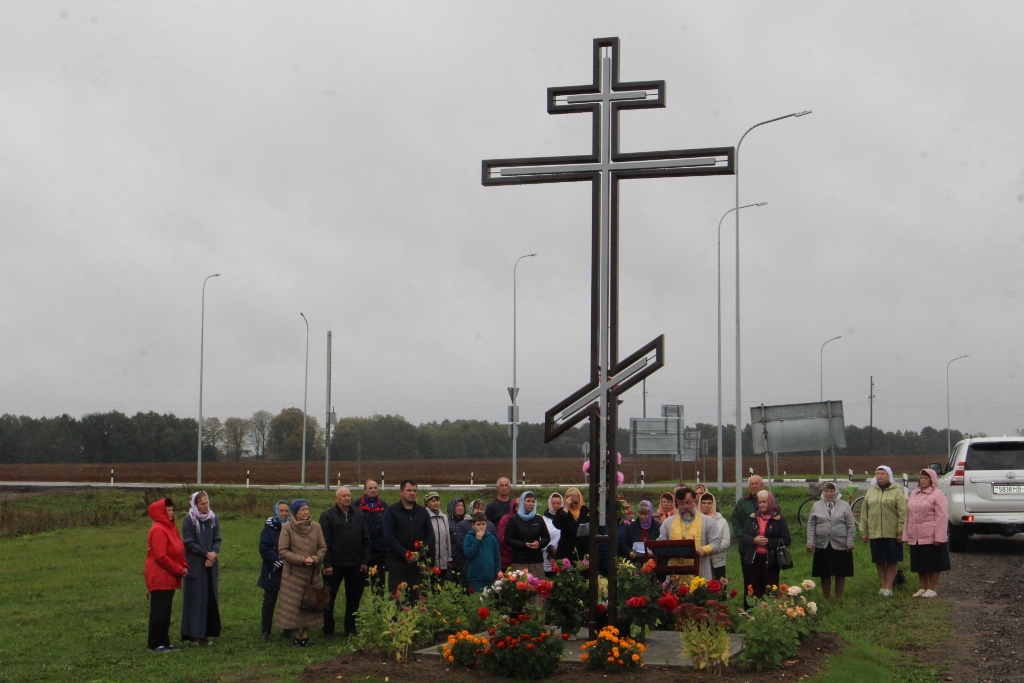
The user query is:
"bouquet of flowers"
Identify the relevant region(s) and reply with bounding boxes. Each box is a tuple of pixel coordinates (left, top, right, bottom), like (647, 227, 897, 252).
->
(482, 568, 538, 616)
(582, 452, 626, 485)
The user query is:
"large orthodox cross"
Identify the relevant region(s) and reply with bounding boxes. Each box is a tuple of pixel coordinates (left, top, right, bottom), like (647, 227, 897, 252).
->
(482, 37, 734, 633)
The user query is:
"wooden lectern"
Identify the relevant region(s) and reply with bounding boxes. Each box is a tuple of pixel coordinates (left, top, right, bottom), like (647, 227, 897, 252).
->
(645, 539, 698, 575)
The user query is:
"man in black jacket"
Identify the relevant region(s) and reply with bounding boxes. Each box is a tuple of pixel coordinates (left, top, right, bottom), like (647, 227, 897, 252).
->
(382, 480, 435, 600)
(357, 479, 389, 590)
(320, 487, 369, 638)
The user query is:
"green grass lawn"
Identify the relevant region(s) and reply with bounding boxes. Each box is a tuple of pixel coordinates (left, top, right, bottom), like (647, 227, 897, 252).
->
(0, 486, 949, 682)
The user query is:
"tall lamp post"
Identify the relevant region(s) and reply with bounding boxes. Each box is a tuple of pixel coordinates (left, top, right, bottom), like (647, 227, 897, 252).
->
(819, 335, 842, 476)
(718, 202, 766, 490)
(511, 252, 538, 486)
(300, 312, 309, 485)
(947, 354, 968, 459)
(197, 272, 221, 486)
(734, 110, 811, 501)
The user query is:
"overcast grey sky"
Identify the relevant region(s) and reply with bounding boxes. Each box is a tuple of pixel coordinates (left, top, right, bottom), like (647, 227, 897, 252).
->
(2, 1, 1022, 440)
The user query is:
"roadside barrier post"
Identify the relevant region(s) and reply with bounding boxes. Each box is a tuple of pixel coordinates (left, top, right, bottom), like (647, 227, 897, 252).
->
(246, 470, 250, 489)
(381, 471, 385, 489)
(110, 469, 114, 486)
(337, 473, 341, 487)
(641, 470, 645, 487)
(470, 472, 474, 486)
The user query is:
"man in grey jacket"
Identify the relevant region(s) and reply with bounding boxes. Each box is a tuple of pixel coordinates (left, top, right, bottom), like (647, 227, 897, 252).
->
(319, 487, 369, 638)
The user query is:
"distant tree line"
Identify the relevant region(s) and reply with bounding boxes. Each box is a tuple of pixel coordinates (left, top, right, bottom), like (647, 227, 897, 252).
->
(0, 410, 971, 464)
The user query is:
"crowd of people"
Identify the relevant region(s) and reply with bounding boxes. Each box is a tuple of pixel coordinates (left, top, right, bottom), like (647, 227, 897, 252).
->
(142, 466, 952, 651)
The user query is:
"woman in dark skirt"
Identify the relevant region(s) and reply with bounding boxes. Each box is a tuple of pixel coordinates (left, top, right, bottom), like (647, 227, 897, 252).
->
(859, 466, 907, 598)
(805, 482, 856, 599)
(904, 468, 951, 598)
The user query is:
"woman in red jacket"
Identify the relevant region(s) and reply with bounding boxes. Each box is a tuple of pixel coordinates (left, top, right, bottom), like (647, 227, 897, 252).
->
(145, 498, 188, 652)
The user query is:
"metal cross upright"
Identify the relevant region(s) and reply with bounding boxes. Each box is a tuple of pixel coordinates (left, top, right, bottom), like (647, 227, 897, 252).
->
(482, 37, 734, 635)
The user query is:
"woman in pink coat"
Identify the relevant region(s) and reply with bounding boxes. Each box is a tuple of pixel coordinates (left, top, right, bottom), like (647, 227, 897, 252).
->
(903, 468, 951, 598)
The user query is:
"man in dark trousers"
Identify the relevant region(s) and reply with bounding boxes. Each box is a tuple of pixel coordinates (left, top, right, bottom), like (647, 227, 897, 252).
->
(357, 479, 389, 591)
(382, 480, 435, 601)
(320, 487, 369, 638)
(731, 475, 764, 608)
(485, 476, 513, 527)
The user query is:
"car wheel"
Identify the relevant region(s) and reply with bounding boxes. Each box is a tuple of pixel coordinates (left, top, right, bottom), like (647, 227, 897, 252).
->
(949, 523, 968, 552)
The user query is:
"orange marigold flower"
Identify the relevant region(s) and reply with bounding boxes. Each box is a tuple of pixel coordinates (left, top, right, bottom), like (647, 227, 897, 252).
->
(632, 654, 640, 662)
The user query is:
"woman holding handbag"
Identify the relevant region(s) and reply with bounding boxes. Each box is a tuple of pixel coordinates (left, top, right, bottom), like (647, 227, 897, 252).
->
(741, 490, 792, 598)
(276, 499, 327, 647)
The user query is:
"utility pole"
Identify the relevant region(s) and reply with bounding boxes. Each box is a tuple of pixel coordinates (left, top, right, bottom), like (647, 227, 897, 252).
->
(324, 331, 332, 490)
(868, 376, 875, 455)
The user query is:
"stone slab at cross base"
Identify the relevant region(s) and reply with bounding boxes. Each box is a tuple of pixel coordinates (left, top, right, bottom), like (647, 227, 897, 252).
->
(415, 629, 744, 669)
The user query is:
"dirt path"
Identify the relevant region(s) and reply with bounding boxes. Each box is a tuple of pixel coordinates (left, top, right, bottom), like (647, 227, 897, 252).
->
(932, 534, 1024, 682)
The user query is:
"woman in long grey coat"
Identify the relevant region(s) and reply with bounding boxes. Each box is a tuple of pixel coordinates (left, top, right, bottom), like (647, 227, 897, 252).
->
(276, 499, 327, 647)
(805, 482, 856, 599)
(181, 491, 222, 644)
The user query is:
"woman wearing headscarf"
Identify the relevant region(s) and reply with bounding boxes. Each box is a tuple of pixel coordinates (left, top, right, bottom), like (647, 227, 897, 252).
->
(447, 498, 468, 584)
(180, 491, 222, 645)
(544, 492, 563, 520)
(553, 487, 589, 561)
(653, 492, 675, 524)
(145, 497, 187, 652)
(496, 497, 520, 570)
(904, 468, 950, 598)
(618, 500, 661, 562)
(859, 465, 908, 597)
(276, 499, 327, 647)
(257, 500, 290, 640)
(805, 482, 856, 599)
(504, 491, 551, 577)
(699, 493, 731, 581)
(741, 489, 791, 598)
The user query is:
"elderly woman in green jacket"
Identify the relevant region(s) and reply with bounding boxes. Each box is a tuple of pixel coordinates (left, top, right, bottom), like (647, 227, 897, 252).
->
(859, 466, 907, 597)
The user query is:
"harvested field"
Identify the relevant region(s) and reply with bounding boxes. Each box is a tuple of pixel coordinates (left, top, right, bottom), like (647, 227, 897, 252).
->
(0, 454, 940, 486)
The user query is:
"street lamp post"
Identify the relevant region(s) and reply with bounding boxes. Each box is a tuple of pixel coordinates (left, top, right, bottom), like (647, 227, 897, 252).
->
(197, 272, 221, 486)
(718, 202, 766, 490)
(734, 111, 811, 501)
(300, 312, 309, 485)
(511, 253, 537, 486)
(947, 354, 968, 459)
(819, 335, 842, 476)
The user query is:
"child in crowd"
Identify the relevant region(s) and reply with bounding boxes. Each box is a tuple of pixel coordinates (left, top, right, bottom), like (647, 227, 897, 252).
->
(462, 512, 501, 594)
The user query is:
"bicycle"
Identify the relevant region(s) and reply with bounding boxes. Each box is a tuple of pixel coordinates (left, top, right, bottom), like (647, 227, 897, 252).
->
(796, 481, 864, 526)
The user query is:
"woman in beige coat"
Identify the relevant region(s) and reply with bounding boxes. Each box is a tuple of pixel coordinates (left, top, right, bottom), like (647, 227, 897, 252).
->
(276, 499, 327, 647)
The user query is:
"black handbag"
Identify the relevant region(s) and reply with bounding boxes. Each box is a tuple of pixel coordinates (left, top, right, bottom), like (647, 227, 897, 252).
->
(775, 544, 794, 570)
(300, 566, 330, 612)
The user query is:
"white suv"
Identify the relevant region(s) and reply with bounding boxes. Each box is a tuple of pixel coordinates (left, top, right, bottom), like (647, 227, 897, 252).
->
(933, 436, 1024, 552)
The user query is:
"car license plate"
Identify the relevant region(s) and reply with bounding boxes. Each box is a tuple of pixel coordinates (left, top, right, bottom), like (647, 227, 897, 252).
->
(993, 485, 1024, 494)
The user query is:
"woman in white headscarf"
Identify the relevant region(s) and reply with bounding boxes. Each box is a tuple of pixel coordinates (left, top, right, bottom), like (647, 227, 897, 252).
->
(180, 491, 222, 644)
(806, 482, 856, 599)
(859, 466, 907, 597)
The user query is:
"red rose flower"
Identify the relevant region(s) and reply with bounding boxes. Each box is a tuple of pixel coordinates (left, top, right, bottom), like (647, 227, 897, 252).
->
(497, 642, 505, 649)
(478, 607, 490, 619)
(707, 579, 722, 593)
(488, 628, 496, 635)
(730, 589, 738, 599)
(405, 551, 414, 561)
(561, 633, 570, 640)
(527, 643, 534, 651)
(597, 603, 607, 614)
(747, 584, 754, 596)
(413, 540, 422, 550)
(432, 566, 442, 576)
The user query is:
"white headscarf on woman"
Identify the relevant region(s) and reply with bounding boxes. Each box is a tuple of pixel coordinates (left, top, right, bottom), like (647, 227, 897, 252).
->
(187, 490, 216, 533)
(870, 465, 895, 488)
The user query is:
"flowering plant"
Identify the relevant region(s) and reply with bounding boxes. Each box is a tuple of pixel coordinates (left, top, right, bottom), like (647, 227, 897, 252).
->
(737, 580, 819, 670)
(482, 568, 538, 616)
(665, 575, 736, 632)
(615, 559, 664, 640)
(483, 614, 564, 679)
(440, 630, 488, 669)
(543, 558, 586, 638)
(580, 625, 645, 672)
